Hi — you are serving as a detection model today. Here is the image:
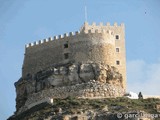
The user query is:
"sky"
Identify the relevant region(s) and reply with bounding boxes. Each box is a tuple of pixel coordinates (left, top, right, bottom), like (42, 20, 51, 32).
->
(0, 0, 160, 119)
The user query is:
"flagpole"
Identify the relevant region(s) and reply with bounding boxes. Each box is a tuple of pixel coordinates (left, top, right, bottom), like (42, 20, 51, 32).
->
(85, 6, 88, 22)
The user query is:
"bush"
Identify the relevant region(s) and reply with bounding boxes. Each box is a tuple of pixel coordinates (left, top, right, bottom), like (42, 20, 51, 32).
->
(69, 99, 81, 106)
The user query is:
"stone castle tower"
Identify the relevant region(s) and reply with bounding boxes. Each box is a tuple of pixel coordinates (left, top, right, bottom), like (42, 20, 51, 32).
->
(23, 22, 126, 88)
(14, 22, 126, 114)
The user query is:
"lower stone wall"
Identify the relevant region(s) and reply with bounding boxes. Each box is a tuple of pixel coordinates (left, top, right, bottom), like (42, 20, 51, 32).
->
(17, 81, 125, 114)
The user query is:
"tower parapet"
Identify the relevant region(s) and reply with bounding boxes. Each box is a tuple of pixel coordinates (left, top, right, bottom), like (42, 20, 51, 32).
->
(25, 22, 125, 49)
(25, 29, 115, 49)
(81, 22, 124, 32)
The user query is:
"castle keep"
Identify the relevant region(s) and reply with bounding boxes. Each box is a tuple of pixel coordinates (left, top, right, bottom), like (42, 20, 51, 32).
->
(15, 22, 127, 114)
(23, 22, 126, 87)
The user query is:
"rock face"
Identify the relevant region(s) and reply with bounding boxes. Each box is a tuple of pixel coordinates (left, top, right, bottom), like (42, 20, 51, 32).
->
(14, 62, 124, 114)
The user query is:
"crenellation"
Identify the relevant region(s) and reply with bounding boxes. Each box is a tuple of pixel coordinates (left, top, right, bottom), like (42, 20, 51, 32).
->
(24, 30, 88, 48)
(75, 31, 80, 35)
(43, 39, 46, 43)
(106, 22, 110, 26)
(38, 40, 41, 44)
(25, 44, 29, 48)
(84, 22, 89, 26)
(29, 43, 32, 47)
(114, 22, 118, 26)
(34, 41, 39, 45)
(48, 37, 53, 41)
(46, 38, 49, 42)
(92, 22, 96, 26)
(69, 32, 74, 36)
(24, 21, 124, 49)
(64, 33, 69, 37)
(31, 43, 34, 46)
(99, 22, 103, 26)
(43, 38, 49, 43)
(83, 22, 125, 28)
(59, 34, 64, 39)
(54, 36, 58, 40)
(40, 40, 44, 44)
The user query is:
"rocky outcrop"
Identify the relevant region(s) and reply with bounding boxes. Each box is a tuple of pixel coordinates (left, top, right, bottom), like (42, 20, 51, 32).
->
(14, 62, 124, 114)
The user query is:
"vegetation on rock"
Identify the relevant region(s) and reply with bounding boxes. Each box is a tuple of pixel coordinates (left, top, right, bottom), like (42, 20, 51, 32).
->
(8, 97, 160, 120)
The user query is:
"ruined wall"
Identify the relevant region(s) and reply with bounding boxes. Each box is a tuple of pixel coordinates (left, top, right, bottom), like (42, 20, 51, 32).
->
(17, 81, 125, 114)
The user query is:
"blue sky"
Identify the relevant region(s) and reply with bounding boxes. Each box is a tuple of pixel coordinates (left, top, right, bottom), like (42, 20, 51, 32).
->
(0, 0, 160, 119)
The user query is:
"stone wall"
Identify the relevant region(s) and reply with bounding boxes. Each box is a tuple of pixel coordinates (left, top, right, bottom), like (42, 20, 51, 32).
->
(17, 81, 125, 114)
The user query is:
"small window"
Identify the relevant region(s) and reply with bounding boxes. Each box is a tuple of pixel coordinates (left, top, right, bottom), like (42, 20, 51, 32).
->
(64, 53, 69, 59)
(115, 35, 119, 40)
(116, 48, 120, 52)
(116, 60, 120, 65)
(64, 43, 68, 48)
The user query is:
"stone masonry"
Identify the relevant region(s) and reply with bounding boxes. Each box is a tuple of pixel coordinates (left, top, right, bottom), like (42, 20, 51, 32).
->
(23, 22, 126, 88)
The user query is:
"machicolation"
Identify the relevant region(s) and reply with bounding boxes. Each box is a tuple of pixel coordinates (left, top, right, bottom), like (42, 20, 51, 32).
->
(15, 22, 127, 114)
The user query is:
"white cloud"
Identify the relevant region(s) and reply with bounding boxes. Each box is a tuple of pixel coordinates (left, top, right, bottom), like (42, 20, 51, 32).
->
(127, 59, 160, 95)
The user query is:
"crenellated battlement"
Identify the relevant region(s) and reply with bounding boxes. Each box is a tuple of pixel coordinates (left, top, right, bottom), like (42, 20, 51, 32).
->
(80, 22, 124, 36)
(25, 28, 115, 49)
(81, 22, 124, 32)
(25, 22, 124, 48)
(25, 31, 81, 48)
(82, 22, 124, 27)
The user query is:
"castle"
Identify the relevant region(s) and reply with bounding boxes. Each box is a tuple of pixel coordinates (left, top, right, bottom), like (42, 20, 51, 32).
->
(14, 22, 126, 114)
